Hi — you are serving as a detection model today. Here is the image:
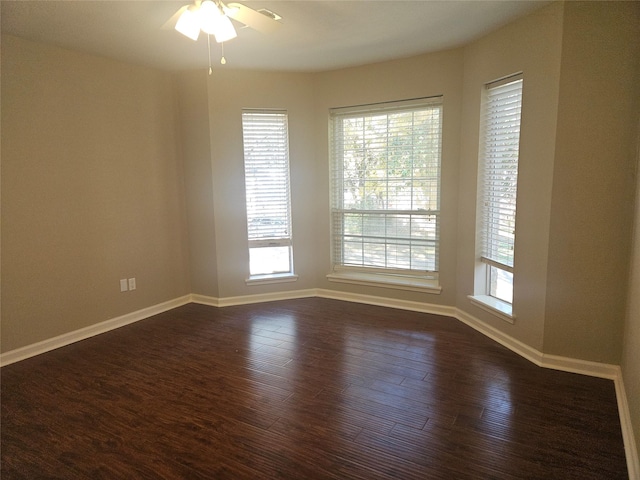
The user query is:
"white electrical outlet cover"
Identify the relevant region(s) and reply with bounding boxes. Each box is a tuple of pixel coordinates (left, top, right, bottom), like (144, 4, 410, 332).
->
(120, 279, 128, 292)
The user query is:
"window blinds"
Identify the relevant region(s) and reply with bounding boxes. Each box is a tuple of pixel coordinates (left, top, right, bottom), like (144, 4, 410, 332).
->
(330, 98, 442, 274)
(242, 110, 292, 247)
(480, 77, 523, 271)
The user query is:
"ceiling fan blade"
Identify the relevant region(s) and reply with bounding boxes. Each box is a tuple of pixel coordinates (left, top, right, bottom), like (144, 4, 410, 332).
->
(226, 2, 281, 34)
(162, 4, 189, 30)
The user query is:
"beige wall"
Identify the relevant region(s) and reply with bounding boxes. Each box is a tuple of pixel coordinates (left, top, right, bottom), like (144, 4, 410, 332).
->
(179, 49, 465, 305)
(1, 35, 191, 352)
(176, 71, 219, 297)
(206, 69, 317, 298)
(543, 1, 640, 364)
(457, 3, 564, 350)
(623, 126, 640, 468)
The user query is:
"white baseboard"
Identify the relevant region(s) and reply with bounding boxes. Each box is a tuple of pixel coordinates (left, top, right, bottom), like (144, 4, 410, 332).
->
(455, 307, 544, 366)
(191, 289, 317, 308)
(0, 295, 192, 367)
(540, 353, 620, 380)
(192, 289, 457, 318)
(455, 307, 622, 378)
(0, 289, 624, 380)
(614, 371, 640, 480)
(1, 289, 637, 478)
(190, 293, 220, 307)
(316, 288, 456, 317)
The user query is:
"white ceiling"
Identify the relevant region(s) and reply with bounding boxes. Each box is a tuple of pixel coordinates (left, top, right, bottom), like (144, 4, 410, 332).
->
(1, 0, 549, 72)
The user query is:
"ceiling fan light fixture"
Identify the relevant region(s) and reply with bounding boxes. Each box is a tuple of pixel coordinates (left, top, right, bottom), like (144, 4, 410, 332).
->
(222, 4, 240, 17)
(213, 14, 237, 43)
(199, 0, 237, 42)
(199, 0, 221, 34)
(175, 7, 200, 41)
(167, 0, 281, 69)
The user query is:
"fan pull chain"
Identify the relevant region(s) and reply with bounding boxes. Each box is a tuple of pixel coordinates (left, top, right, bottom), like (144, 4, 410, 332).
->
(221, 42, 227, 65)
(207, 34, 213, 75)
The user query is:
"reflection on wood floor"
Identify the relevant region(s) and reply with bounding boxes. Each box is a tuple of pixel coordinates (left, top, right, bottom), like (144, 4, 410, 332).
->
(1, 298, 628, 479)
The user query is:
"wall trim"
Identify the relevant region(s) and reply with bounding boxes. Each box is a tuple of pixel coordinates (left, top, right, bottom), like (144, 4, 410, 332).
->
(539, 353, 620, 380)
(316, 288, 456, 317)
(1, 289, 636, 478)
(191, 289, 317, 308)
(455, 307, 544, 366)
(455, 307, 622, 379)
(0, 289, 625, 380)
(0, 295, 192, 367)
(190, 293, 220, 307)
(614, 370, 640, 480)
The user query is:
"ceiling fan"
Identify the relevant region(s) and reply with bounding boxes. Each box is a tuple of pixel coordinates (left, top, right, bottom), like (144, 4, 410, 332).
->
(164, 0, 281, 43)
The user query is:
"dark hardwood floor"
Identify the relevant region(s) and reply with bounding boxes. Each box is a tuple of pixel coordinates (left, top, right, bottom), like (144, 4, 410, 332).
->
(1, 298, 627, 479)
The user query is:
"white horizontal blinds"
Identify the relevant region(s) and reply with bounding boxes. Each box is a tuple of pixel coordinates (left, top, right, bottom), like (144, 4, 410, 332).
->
(242, 110, 292, 247)
(480, 77, 523, 271)
(330, 98, 442, 273)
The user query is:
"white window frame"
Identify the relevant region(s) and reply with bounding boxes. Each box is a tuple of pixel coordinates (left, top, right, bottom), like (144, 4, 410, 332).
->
(327, 97, 443, 294)
(471, 74, 523, 321)
(241, 109, 297, 284)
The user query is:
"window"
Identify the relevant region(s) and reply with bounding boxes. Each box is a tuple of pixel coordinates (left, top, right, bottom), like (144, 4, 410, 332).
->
(476, 75, 523, 311)
(328, 98, 442, 292)
(242, 110, 294, 280)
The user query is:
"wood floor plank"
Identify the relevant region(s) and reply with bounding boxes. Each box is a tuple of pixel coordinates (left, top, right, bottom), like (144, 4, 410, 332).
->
(1, 298, 627, 479)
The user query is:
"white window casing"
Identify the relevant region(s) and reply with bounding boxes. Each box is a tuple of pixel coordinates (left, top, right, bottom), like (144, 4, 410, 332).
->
(479, 76, 523, 274)
(242, 110, 295, 280)
(329, 97, 443, 291)
(473, 73, 523, 315)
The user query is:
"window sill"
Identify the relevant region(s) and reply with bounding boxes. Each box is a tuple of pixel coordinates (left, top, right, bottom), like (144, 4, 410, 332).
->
(327, 271, 441, 294)
(468, 295, 515, 324)
(245, 274, 299, 286)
